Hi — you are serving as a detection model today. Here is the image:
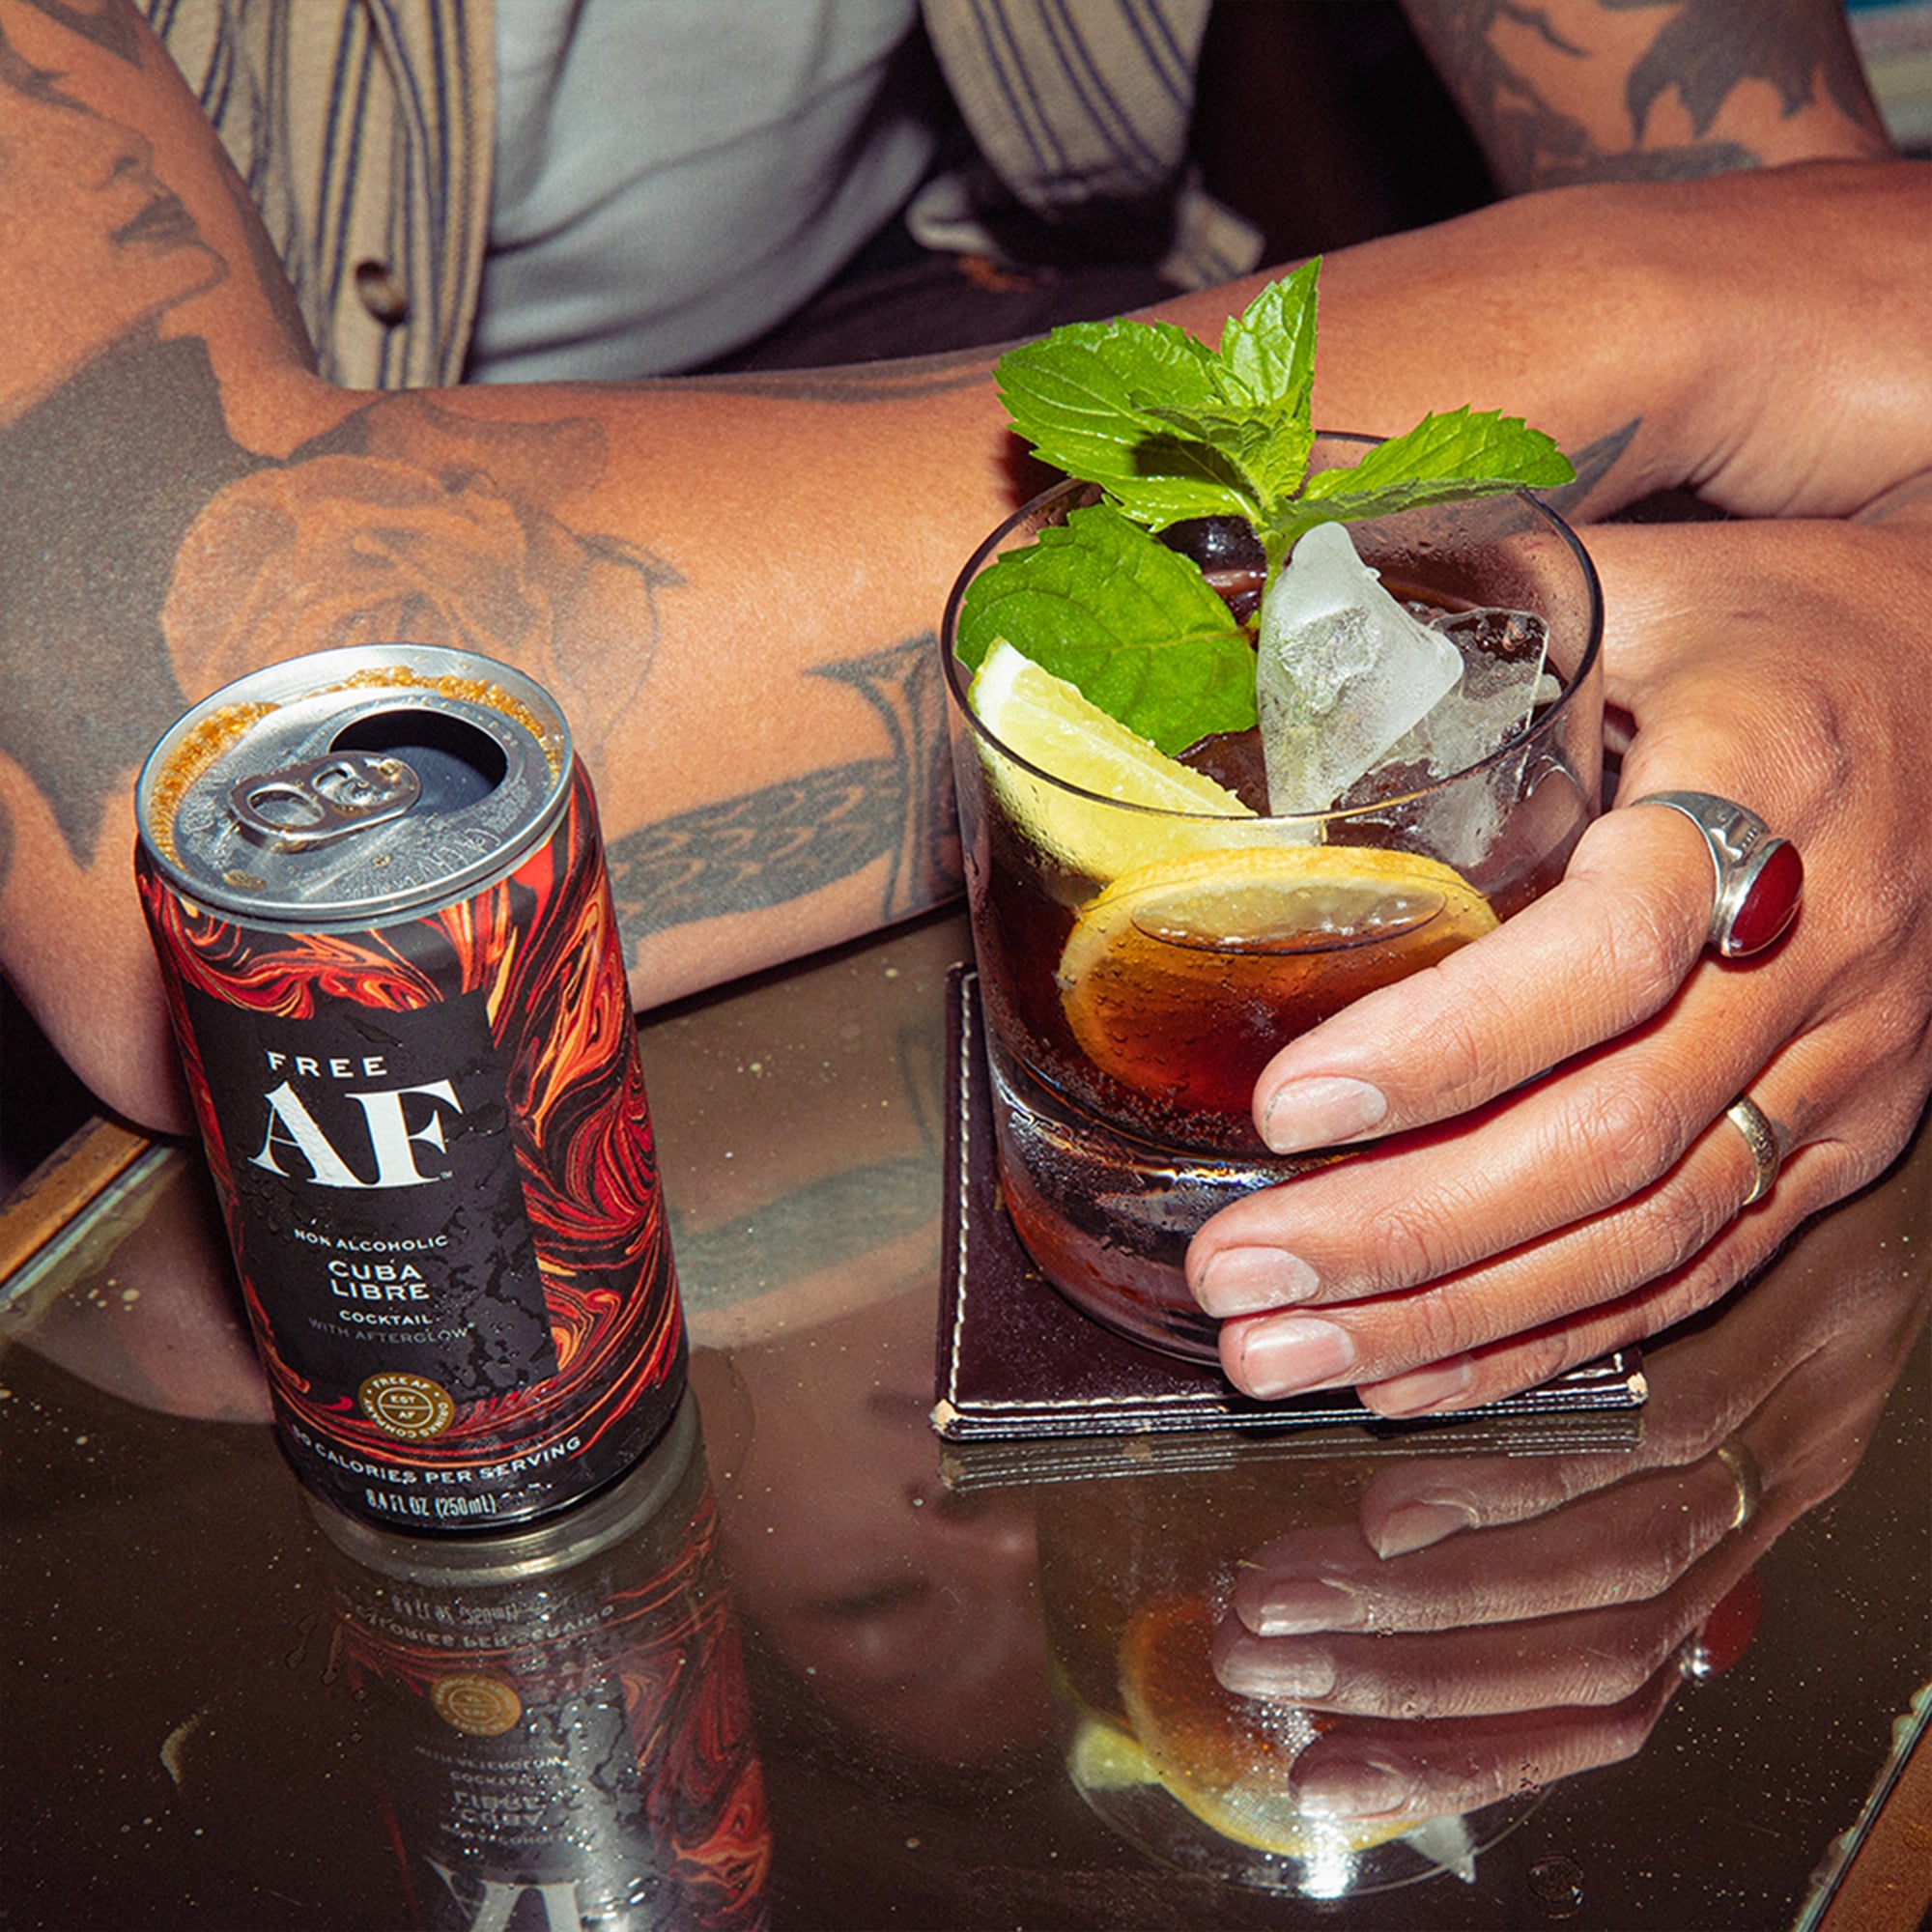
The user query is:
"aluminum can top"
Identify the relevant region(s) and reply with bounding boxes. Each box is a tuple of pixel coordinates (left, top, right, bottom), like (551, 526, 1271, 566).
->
(136, 644, 572, 924)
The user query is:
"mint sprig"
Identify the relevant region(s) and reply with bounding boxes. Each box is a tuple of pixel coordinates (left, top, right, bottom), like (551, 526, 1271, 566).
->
(976, 261, 1574, 753)
(955, 502, 1256, 753)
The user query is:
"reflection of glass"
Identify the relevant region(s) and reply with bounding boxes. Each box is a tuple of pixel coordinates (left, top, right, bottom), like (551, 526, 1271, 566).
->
(1033, 1449, 1537, 1898)
(313, 1397, 771, 1931)
(943, 453, 1604, 1358)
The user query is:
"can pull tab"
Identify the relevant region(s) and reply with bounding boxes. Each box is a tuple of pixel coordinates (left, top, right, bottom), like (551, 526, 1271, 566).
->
(229, 753, 422, 846)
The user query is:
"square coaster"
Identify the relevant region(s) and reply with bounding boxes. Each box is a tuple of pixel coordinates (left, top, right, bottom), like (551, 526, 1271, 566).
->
(931, 966, 1645, 1450)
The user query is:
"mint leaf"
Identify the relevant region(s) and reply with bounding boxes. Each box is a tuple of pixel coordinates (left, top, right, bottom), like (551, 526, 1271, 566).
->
(1273, 409, 1573, 556)
(999, 263, 1323, 536)
(997, 318, 1263, 529)
(977, 265, 1578, 753)
(1208, 259, 1319, 497)
(955, 503, 1257, 754)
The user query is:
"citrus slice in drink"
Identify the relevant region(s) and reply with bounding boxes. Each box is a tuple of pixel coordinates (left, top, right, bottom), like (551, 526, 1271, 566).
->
(1058, 844, 1496, 1122)
(1115, 1591, 1410, 1859)
(967, 639, 1263, 883)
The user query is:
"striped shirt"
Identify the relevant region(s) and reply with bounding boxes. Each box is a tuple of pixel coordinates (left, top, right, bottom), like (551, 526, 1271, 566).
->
(142, 0, 1261, 388)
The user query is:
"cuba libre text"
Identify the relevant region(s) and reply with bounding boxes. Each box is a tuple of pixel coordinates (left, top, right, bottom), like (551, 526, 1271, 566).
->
(135, 645, 687, 1530)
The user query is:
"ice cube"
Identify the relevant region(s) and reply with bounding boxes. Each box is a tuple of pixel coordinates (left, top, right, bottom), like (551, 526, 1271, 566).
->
(1380, 605, 1552, 780)
(1256, 522, 1463, 815)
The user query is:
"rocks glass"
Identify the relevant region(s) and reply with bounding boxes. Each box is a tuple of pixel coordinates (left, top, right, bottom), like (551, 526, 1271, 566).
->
(941, 443, 1604, 1360)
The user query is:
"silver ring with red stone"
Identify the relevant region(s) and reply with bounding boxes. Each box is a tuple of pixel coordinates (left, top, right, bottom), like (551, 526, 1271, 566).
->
(1633, 791, 1804, 958)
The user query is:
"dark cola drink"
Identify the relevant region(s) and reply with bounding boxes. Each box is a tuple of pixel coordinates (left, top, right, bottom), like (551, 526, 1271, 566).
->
(942, 467, 1603, 1358)
(134, 644, 685, 1529)
(314, 1398, 771, 1930)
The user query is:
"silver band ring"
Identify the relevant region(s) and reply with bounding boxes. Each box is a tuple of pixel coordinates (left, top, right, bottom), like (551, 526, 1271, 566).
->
(1632, 791, 1804, 958)
(1714, 1438, 1761, 1531)
(1725, 1094, 1781, 1208)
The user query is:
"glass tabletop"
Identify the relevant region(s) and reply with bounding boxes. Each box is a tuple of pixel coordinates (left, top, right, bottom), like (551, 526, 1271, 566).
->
(4, 910, 1928, 1932)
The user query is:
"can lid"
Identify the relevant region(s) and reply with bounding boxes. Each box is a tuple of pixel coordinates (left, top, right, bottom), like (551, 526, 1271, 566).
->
(136, 645, 572, 923)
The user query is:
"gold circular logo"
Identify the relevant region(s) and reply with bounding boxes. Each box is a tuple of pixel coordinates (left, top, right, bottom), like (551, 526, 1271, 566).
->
(430, 1674, 524, 1736)
(357, 1372, 456, 1439)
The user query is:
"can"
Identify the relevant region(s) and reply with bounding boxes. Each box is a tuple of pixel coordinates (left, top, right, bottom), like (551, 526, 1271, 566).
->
(312, 1396, 773, 1931)
(133, 642, 686, 1530)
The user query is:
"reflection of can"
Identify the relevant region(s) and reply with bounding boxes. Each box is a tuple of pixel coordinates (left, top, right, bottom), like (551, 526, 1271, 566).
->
(314, 1397, 772, 1931)
(134, 643, 686, 1530)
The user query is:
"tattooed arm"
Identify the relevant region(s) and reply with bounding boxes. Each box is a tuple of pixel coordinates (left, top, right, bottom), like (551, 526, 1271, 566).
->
(2, 1, 1926, 1148)
(1400, 0, 1892, 188)
(0, 2, 1023, 1131)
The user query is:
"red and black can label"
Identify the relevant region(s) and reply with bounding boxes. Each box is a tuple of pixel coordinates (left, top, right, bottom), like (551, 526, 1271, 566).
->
(135, 645, 684, 1529)
(315, 1400, 772, 1931)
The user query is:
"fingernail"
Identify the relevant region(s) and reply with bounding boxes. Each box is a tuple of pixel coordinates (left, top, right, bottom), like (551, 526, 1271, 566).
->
(1260, 1076, 1387, 1154)
(1369, 1497, 1480, 1559)
(1195, 1247, 1321, 1316)
(1232, 1317, 1355, 1397)
(1369, 1353, 1476, 1417)
(1243, 1576, 1363, 1637)
(1293, 1751, 1411, 1820)
(1219, 1641, 1337, 1700)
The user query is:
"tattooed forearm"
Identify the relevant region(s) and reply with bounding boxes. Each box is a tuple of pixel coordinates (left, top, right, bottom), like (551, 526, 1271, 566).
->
(631, 349, 997, 406)
(16, 0, 140, 64)
(1618, 0, 1887, 147)
(811, 637, 958, 916)
(1402, 0, 1889, 190)
(605, 635, 960, 956)
(0, 334, 254, 861)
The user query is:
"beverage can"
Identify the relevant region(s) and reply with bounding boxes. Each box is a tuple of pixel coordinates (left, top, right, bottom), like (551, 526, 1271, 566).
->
(134, 643, 686, 1530)
(312, 1396, 773, 1931)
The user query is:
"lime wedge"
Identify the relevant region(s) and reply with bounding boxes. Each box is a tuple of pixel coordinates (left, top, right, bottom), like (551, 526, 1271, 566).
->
(1069, 1715, 1158, 1792)
(1058, 845, 1496, 1112)
(1118, 1591, 1414, 1861)
(966, 640, 1261, 883)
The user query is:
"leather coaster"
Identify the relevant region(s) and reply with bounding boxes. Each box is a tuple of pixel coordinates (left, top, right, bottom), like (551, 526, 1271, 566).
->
(931, 966, 1645, 1450)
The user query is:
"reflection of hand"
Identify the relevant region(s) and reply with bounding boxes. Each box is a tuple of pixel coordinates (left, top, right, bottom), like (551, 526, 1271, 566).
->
(1203, 1168, 1930, 1821)
(1209, 1463, 1749, 1821)
(1190, 504, 1932, 1412)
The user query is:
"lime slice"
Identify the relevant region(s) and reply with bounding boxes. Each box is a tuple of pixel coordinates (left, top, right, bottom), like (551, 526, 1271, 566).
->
(966, 639, 1263, 883)
(1118, 1592, 1411, 1860)
(1058, 845, 1496, 1114)
(1069, 1715, 1159, 1793)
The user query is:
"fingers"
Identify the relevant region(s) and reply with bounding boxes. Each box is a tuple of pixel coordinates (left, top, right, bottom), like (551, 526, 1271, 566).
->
(1217, 1141, 1844, 1418)
(1195, 957, 1781, 1319)
(1278, 1678, 1678, 1824)
(1224, 1455, 1751, 1643)
(1212, 1463, 1763, 1728)
(1197, 1060, 1809, 1409)
(1348, 1030, 1903, 1418)
(1244, 805, 1714, 1157)
(1357, 1443, 1703, 1559)
(1355, 1442, 1714, 1557)
(1193, 921, 1920, 1410)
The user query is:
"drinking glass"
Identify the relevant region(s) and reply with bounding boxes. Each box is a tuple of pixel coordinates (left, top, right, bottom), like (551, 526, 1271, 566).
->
(941, 440, 1604, 1359)
(1034, 1446, 1544, 1895)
